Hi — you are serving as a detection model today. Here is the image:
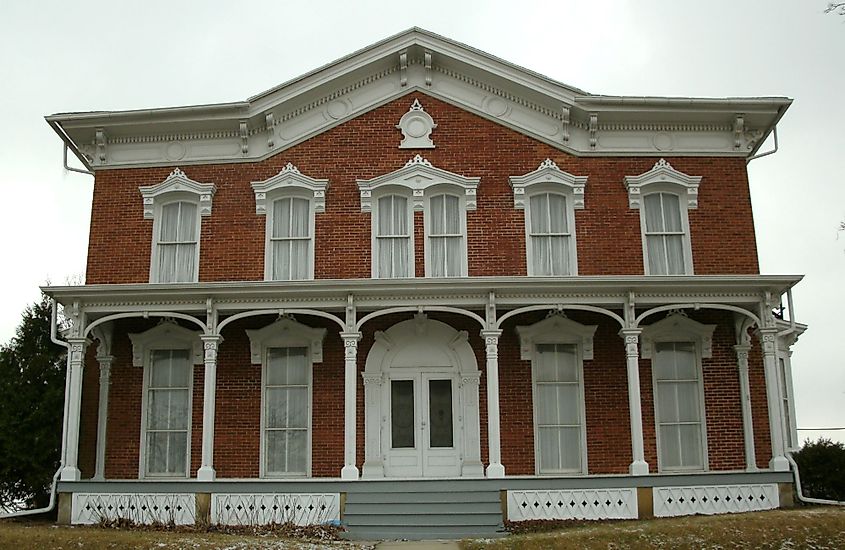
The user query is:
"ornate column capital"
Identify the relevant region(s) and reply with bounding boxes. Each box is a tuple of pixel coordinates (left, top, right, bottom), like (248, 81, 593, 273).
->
(480, 329, 502, 358)
(341, 331, 362, 359)
(96, 355, 114, 383)
(757, 327, 778, 354)
(362, 373, 383, 386)
(618, 328, 642, 357)
(733, 343, 751, 369)
(200, 334, 223, 363)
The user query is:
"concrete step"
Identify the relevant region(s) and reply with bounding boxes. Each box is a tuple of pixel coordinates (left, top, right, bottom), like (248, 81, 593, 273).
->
(346, 490, 500, 504)
(345, 513, 501, 527)
(345, 501, 501, 515)
(342, 525, 506, 540)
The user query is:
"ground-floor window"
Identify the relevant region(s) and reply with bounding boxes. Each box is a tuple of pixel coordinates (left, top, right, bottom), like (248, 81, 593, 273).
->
(263, 347, 310, 476)
(143, 349, 191, 477)
(653, 341, 706, 470)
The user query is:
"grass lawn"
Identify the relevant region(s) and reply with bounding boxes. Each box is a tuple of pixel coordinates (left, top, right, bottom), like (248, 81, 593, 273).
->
(462, 507, 845, 549)
(0, 519, 375, 549)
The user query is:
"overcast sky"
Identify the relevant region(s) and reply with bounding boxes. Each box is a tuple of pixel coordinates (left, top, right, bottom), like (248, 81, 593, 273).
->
(1, 1, 843, 445)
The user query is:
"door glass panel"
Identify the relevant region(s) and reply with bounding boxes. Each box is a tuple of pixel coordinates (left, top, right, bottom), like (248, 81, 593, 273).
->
(391, 380, 415, 449)
(428, 379, 454, 448)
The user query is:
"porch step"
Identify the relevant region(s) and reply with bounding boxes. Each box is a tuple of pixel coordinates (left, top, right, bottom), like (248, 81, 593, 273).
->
(342, 483, 504, 540)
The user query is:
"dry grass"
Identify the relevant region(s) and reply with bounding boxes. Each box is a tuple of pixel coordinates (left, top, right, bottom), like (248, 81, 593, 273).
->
(462, 507, 845, 550)
(0, 519, 375, 550)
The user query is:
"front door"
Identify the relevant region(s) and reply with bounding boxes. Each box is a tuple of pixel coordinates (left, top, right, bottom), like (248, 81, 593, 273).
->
(384, 373, 461, 477)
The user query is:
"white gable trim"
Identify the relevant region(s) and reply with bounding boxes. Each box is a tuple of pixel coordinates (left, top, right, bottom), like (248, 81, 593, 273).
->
(510, 159, 588, 209)
(624, 159, 702, 210)
(245, 317, 327, 364)
(128, 321, 204, 367)
(515, 314, 598, 360)
(139, 168, 216, 219)
(357, 155, 480, 212)
(251, 163, 329, 215)
(640, 312, 716, 359)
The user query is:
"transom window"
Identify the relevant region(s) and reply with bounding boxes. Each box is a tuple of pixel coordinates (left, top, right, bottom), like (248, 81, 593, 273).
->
(428, 194, 463, 277)
(269, 197, 311, 280)
(643, 193, 687, 275)
(527, 193, 574, 276)
(534, 343, 585, 474)
(375, 195, 412, 278)
(263, 347, 310, 476)
(653, 341, 706, 471)
(143, 349, 191, 477)
(155, 201, 199, 283)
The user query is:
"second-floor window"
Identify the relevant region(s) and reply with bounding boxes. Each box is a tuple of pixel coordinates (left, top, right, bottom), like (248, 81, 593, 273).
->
(428, 193, 464, 277)
(269, 197, 312, 280)
(643, 192, 688, 275)
(155, 201, 199, 283)
(527, 193, 574, 276)
(375, 194, 412, 278)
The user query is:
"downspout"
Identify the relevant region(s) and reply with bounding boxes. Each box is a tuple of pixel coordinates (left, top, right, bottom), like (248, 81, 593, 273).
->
(0, 300, 72, 518)
(786, 452, 845, 506)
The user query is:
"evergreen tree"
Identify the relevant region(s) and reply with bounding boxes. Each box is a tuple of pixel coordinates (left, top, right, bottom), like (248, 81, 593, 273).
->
(0, 295, 65, 511)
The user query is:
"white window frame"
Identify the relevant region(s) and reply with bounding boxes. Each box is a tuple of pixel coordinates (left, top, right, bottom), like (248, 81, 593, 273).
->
(641, 312, 716, 473)
(624, 159, 701, 276)
(357, 155, 480, 279)
(139, 168, 216, 284)
(251, 162, 329, 281)
(516, 314, 597, 475)
(246, 317, 326, 478)
(371, 189, 415, 278)
(264, 193, 316, 280)
(510, 159, 587, 277)
(424, 188, 468, 278)
(129, 321, 203, 480)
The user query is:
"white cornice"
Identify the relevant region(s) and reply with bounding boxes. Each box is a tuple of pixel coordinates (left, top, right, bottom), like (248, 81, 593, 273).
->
(510, 159, 588, 209)
(250, 163, 329, 214)
(138, 168, 217, 218)
(624, 159, 702, 209)
(46, 29, 791, 170)
(245, 316, 327, 364)
(640, 312, 716, 359)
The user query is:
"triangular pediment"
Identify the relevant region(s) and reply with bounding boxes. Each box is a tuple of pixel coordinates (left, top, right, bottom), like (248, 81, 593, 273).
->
(49, 28, 790, 170)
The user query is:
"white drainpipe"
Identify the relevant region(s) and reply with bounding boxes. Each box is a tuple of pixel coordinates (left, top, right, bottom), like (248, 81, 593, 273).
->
(0, 300, 72, 518)
(786, 452, 845, 506)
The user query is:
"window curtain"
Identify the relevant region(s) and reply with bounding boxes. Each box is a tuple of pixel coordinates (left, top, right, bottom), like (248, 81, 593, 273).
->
(157, 202, 198, 283)
(265, 347, 309, 475)
(146, 349, 191, 476)
(529, 194, 571, 276)
(429, 194, 461, 277)
(654, 342, 703, 469)
(376, 195, 410, 277)
(535, 343, 581, 473)
(271, 197, 310, 280)
(644, 193, 685, 275)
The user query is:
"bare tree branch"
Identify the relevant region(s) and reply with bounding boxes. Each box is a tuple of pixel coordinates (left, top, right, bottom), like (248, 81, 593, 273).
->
(826, 2, 845, 15)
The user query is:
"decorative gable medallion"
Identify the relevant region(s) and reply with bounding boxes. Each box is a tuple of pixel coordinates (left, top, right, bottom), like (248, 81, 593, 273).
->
(509, 159, 589, 209)
(640, 312, 716, 359)
(396, 99, 436, 149)
(128, 320, 203, 367)
(139, 168, 217, 219)
(357, 155, 480, 212)
(245, 316, 327, 364)
(623, 159, 702, 209)
(515, 313, 598, 360)
(251, 163, 330, 214)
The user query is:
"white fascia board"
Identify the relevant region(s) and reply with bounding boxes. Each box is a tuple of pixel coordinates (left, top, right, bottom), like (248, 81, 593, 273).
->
(42, 274, 803, 312)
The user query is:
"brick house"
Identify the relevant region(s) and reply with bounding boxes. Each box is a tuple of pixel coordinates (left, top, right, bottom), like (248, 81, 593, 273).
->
(44, 29, 805, 538)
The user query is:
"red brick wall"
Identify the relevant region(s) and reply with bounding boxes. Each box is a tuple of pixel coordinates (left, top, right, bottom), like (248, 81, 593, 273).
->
(85, 311, 769, 479)
(85, 93, 759, 284)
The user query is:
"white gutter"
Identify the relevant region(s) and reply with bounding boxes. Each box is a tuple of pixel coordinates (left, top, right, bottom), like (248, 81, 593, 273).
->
(747, 125, 779, 164)
(786, 452, 845, 506)
(0, 300, 72, 519)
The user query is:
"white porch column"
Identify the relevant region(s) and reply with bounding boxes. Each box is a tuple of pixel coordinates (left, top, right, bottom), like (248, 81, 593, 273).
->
(620, 328, 649, 475)
(61, 337, 88, 481)
(341, 331, 362, 480)
(734, 344, 758, 471)
(197, 334, 222, 481)
(93, 355, 113, 480)
(361, 373, 384, 478)
(460, 373, 484, 476)
(759, 328, 789, 471)
(481, 329, 505, 478)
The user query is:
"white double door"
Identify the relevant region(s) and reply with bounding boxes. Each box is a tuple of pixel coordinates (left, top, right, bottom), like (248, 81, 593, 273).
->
(383, 371, 461, 477)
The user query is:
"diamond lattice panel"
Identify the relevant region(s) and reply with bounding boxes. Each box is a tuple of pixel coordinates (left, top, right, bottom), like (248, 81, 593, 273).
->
(211, 493, 340, 526)
(71, 493, 195, 525)
(507, 489, 638, 521)
(653, 484, 779, 517)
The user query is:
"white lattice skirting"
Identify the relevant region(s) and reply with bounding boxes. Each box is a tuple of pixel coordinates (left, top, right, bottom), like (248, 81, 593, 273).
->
(653, 484, 779, 517)
(211, 493, 341, 526)
(507, 488, 638, 521)
(71, 493, 195, 525)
